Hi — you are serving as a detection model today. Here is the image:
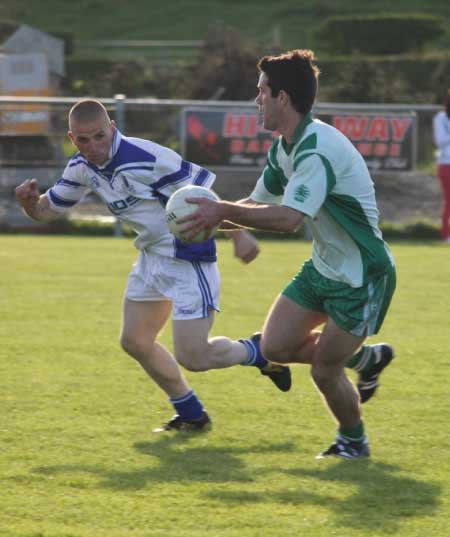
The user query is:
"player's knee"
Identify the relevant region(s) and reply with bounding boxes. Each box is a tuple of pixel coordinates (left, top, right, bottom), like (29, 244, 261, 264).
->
(120, 331, 146, 359)
(310, 362, 335, 392)
(120, 332, 132, 354)
(176, 353, 209, 372)
(261, 340, 291, 364)
(182, 360, 209, 372)
(174, 336, 211, 371)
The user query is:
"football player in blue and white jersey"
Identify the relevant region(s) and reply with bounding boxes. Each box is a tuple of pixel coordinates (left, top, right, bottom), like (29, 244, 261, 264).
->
(15, 99, 291, 433)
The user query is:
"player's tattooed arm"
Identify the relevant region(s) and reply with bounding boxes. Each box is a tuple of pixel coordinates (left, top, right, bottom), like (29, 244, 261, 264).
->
(15, 179, 61, 222)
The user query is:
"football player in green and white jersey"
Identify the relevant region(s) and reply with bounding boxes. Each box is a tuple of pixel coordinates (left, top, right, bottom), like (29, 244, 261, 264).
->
(181, 49, 396, 459)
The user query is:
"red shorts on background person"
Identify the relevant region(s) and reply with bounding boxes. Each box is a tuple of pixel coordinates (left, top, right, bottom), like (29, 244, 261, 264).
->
(433, 89, 450, 242)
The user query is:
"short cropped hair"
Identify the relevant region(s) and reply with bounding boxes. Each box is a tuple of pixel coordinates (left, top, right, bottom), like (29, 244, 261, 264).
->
(68, 99, 110, 128)
(257, 49, 320, 115)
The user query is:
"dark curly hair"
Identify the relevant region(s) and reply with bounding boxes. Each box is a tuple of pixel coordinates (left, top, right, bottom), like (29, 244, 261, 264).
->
(257, 49, 320, 115)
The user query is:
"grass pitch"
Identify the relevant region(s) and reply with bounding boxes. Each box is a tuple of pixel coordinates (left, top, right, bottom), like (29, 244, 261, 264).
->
(1, 235, 449, 537)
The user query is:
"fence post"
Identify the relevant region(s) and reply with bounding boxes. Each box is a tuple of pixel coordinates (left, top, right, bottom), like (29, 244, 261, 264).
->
(113, 94, 126, 237)
(114, 93, 126, 132)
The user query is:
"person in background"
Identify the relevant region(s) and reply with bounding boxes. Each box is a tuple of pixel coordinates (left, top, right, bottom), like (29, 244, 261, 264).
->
(432, 89, 450, 243)
(181, 49, 396, 459)
(15, 99, 292, 434)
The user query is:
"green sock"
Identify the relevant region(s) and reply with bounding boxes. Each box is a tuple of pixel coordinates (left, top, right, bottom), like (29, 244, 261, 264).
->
(345, 345, 375, 372)
(339, 421, 365, 443)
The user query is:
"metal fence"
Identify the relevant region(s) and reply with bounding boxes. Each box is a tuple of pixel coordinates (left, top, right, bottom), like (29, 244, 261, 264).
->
(0, 94, 441, 200)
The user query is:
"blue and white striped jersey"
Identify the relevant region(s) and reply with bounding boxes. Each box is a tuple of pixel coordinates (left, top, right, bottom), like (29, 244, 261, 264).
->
(46, 129, 217, 262)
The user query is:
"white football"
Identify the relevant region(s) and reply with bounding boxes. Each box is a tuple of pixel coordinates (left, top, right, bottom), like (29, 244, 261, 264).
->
(165, 185, 220, 243)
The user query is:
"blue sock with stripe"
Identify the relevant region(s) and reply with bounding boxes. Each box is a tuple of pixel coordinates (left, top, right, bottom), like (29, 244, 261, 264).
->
(239, 336, 268, 369)
(170, 390, 204, 421)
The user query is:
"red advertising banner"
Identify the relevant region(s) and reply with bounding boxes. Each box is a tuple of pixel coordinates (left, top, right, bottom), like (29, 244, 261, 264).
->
(181, 107, 417, 171)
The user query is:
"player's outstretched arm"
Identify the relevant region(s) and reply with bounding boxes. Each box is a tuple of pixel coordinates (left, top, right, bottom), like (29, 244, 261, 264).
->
(15, 178, 61, 222)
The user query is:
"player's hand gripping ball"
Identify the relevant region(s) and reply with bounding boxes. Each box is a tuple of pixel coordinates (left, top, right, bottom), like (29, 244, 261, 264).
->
(166, 185, 220, 243)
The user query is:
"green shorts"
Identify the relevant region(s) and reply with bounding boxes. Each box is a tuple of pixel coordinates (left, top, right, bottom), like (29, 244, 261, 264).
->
(283, 259, 396, 336)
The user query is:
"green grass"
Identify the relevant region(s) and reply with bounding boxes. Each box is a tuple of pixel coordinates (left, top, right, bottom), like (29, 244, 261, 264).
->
(1, 0, 450, 49)
(1, 235, 450, 537)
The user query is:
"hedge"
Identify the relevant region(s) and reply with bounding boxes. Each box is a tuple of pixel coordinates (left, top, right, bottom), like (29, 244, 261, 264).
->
(0, 217, 441, 241)
(315, 13, 445, 55)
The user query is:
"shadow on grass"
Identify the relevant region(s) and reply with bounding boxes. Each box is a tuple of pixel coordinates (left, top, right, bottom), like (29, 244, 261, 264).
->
(32, 435, 296, 490)
(205, 459, 441, 533)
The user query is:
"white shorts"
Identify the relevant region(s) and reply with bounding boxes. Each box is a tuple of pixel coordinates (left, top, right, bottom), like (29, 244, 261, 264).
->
(125, 250, 220, 320)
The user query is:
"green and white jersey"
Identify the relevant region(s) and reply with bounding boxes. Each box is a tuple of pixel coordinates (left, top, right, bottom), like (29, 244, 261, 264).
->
(250, 113, 394, 287)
